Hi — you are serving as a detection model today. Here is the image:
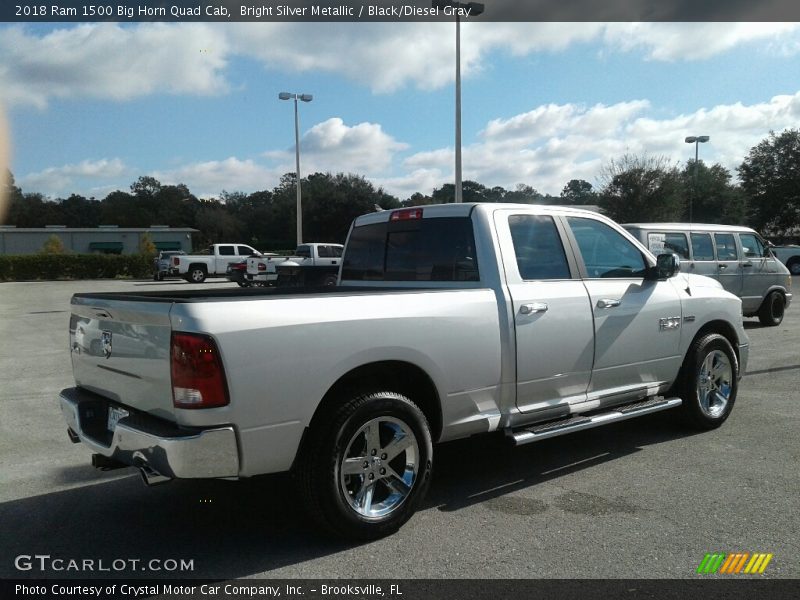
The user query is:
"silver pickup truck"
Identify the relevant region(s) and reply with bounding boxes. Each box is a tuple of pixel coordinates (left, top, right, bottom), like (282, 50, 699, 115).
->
(60, 203, 749, 540)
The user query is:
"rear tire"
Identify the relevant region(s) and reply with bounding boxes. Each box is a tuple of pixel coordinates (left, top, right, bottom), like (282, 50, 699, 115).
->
(296, 390, 433, 540)
(757, 291, 785, 326)
(675, 333, 738, 430)
(188, 267, 207, 283)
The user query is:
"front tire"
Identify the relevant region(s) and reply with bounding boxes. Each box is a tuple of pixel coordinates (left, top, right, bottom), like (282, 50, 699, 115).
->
(758, 291, 785, 326)
(296, 391, 433, 540)
(675, 333, 738, 430)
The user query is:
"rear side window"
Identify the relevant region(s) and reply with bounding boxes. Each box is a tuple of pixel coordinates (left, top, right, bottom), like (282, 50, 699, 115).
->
(509, 215, 570, 280)
(317, 245, 331, 258)
(296, 245, 311, 258)
(218, 245, 235, 256)
(715, 234, 739, 261)
(691, 233, 715, 261)
(342, 217, 479, 282)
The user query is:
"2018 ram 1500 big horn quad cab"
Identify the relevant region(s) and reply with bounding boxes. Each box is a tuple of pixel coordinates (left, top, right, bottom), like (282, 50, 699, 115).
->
(61, 204, 749, 539)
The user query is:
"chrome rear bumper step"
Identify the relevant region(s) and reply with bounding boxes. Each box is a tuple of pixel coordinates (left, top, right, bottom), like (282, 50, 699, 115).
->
(510, 396, 682, 446)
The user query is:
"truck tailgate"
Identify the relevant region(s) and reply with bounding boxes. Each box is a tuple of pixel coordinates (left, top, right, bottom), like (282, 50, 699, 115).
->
(69, 295, 175, 420)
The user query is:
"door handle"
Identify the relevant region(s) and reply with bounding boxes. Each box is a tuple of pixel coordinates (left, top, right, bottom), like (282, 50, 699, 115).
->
(741, 261, 753, 268)
(520, 302, 548, 314)
(719, 264, 728, 270)
(596, 298, 621, 309)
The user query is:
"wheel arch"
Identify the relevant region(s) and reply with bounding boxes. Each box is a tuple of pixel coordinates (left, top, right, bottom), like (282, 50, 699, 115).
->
(307, 360, 443, 444)
(693, 320, 741, 367)
(188, 262, 208, 273)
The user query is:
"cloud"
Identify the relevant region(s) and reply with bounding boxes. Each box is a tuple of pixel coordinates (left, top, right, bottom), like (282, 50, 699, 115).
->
(151, 157, 276, 198)
(267, 117, 408, 174)
(3, 23, 799, 107)
(19, 158, 127, 197)
(0, 23, 229, 108)
(601, 22, 800, 61)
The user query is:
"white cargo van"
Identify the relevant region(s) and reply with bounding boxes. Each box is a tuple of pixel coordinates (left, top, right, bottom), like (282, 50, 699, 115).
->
(624, 223, 792, 326)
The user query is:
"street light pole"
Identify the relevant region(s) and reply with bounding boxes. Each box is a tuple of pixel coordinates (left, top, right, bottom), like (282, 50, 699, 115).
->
(279, 92, 313, 246)
(434, 1, 484, 203)
(684, 135, 709, 223)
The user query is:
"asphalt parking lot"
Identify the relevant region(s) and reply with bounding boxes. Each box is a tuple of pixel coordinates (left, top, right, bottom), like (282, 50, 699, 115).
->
(0, 277, 798, 580)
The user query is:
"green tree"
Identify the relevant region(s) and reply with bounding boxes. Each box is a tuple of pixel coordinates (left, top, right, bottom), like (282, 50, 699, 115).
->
(738, 129, 800, 235)
(41, 234, 65, 254)
(681, 161, 746, 224)
(560, 179, 597, 205)
(599, 154, 684, 223)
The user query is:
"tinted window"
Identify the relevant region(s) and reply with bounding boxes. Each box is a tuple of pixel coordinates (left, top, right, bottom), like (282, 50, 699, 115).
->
(296, 245, 311, 258)
(691, 233, 715, 261)
(739, 233, 765, 259)
(714, 234, 738, 261)
(647, 232, 689, 259)
(567, 217, 646, 278)
(509, 215, 570, 280)
(317, 245, 331, 258)
(331, 245, 343, 257)
(237, 246, 254, 256)
(218, 245, 235, 256)
(342, 217, 479, 282)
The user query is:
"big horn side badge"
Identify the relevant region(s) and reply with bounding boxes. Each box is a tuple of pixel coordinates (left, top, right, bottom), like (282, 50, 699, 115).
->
(101, 330, 113, 359)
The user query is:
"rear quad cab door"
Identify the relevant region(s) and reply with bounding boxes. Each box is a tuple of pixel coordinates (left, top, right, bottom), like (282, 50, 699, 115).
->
(493, 209, 594, 414)
(562, 215, 684, 402)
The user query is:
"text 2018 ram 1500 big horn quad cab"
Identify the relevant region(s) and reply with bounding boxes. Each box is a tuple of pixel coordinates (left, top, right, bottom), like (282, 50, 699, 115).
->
(61, 203, 749, 539)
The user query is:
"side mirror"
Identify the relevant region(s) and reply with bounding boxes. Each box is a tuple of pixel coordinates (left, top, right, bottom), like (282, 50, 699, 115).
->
(647, 253, 680, 280)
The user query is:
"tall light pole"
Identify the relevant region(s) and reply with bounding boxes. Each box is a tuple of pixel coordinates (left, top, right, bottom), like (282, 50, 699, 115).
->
(433, 1, 484, 203)
(279, 92, 313, 245)
(684, 135, 709, 223)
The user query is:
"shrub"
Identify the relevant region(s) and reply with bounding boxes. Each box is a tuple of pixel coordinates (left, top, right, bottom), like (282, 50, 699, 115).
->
(41, 234, 66, 254)
(0, 253, 153, 281)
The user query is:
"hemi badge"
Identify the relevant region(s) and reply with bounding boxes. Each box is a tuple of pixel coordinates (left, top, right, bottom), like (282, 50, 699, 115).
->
(659, 317, 681, 331)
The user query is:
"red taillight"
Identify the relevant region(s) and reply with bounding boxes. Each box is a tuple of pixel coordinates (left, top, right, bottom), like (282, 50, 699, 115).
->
(390, 208, 423, 221)
(258, 263, 266, 271)
(170, 332, 229, 409)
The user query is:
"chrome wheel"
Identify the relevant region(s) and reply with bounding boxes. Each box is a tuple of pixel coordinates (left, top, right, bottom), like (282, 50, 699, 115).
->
(338, 416, 419, 519)
(696, 350, 733, 418)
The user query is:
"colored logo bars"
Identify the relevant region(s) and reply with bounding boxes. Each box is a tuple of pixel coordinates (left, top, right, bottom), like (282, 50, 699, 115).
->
(697, 553, 774, 574)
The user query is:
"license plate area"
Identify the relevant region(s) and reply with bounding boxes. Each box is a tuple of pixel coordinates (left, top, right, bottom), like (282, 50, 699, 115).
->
(107, 405, 130, 432)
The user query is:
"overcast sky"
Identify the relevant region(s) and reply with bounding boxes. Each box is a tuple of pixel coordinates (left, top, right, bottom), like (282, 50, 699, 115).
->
(2, 22, 800, 201)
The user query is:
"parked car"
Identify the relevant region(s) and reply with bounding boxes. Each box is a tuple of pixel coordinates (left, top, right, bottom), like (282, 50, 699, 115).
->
(246, 243, 343, 287)
(152, 250, 186, 281)
(770, 245, 800, 276)
(172, 244, 259, 283)
(624, 223, 793, 326)
(61, 204, 748, 540)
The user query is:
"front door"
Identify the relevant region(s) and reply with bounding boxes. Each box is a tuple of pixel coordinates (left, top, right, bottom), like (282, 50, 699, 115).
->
(564, 216, 684, 402)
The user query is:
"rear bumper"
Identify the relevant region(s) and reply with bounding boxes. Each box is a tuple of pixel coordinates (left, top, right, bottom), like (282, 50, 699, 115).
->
(59, 387, 240, 479)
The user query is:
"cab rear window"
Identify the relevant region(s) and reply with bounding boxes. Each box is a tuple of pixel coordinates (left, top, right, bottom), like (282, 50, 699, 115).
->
(342, 217, 479, 282)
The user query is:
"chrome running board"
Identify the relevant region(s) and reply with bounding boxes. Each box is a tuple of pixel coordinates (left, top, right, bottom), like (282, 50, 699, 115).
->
(509, 396, 682, 446)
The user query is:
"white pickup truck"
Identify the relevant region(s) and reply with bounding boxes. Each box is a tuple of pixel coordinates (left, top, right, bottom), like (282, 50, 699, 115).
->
(771, 245, 800, 275)
(245, 242, 344, 287)
(173, 243, 259, 283)
(61, 204, 749, 540)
